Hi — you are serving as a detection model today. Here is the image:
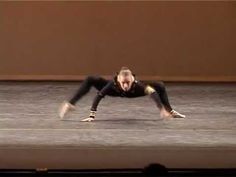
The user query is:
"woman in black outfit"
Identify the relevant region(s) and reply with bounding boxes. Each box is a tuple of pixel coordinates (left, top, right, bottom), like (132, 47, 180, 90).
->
(59, 67, 185, 121)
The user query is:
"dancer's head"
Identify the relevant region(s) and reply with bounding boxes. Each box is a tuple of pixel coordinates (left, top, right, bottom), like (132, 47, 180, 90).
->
(117, 67, 134, 91)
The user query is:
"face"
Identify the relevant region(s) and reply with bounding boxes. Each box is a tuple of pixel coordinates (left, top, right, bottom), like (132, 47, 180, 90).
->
(117, 70, 134, 91)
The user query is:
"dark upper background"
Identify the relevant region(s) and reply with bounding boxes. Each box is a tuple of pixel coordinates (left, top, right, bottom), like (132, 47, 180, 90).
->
(0, 1, 236, 81)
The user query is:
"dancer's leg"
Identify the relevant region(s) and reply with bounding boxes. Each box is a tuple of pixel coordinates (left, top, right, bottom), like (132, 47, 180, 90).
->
(59, 76, 108, 118)
(69, 76, 108, 105)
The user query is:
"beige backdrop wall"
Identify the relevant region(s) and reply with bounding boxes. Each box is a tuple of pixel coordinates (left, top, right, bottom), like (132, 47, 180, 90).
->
(0, 1, 236, 81)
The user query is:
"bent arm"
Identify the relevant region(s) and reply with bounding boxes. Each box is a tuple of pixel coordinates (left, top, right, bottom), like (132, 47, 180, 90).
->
(144, 85, 163, 109)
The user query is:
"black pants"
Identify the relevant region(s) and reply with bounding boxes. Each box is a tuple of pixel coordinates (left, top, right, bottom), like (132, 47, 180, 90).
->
(69, 76, 173, 112)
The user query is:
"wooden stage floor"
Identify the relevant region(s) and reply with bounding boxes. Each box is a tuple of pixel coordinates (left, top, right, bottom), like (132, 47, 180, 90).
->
(0, 82, 235, 170)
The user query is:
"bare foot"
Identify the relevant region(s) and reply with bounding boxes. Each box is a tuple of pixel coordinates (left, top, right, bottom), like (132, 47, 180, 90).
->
(59, 101, 75, 119)
(160, 108, 172, 118)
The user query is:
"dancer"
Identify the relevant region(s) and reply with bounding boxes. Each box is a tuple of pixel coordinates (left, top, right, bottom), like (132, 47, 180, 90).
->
(59, 67, 185, 121)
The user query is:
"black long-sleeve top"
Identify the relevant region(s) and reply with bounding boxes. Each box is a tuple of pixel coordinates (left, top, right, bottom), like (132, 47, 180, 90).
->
(90, 77, 162, 112)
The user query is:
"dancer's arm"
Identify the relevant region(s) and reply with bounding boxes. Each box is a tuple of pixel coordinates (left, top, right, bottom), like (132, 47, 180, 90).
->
(81, 81, 114, 121)
(144, 85, 163, 109)
(135, 81, 164, 109)
(142, 83, 171, 118)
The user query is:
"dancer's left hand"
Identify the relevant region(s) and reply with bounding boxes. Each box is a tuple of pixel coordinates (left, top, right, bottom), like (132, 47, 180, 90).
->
(81, 117, 95, 122)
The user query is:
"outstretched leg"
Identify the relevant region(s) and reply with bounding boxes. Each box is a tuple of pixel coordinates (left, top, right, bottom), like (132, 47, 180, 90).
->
(59, 76, 108, 119)
(69, 76, 108, 105)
